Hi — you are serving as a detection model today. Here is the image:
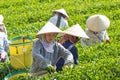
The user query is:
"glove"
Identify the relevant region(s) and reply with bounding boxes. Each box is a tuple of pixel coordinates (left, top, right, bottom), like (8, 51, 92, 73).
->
(47, 65, 56, 74)
(106, 39, 110, 44)
(1, 53, 6, 59)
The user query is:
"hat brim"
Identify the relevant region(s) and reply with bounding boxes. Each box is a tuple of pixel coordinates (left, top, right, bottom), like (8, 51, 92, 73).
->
(58, 24, 89, 39)
(58, 31, 89, 39)
(53, 11, 69, 19)
(53, 8, 69, 19)
(58, 32, 79, 38)
(36, 32, 65, 38)
(36, 21, 64, 38)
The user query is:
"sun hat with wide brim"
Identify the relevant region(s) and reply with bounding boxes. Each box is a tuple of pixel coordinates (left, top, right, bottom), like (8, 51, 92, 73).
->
(59, 24, 89, 39)
(53, 8, 69, 19)
(86, 14, 110, 32)
(36, 21, 64, 38)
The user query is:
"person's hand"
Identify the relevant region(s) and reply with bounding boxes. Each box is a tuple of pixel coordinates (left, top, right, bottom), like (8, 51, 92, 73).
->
(58, 38, 66, 44)
(64, 65, 69, 68)
(0, 53, 6, 59)
(47, 65, 56, 74)
(0, 53, 6, 62)
(106, 39, 110, 44)
(58, 34, 69, 44)
(64, 64, 74, 69)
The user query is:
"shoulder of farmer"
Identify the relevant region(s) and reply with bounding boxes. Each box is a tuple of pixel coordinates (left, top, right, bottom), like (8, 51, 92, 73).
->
(56, 42, 68, 52)
(33, 39, 42, 48)
(70, 45, 77, 53)
(49, 15, 57, 21)
(58, 42, 72, 56)
(34, 39, 41, 44)
(57, 42, 65, 48)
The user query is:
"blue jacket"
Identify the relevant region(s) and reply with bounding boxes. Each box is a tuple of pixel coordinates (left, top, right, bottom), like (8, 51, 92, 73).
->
(56, 40, 78, 71)
(63, 40, 78, 64)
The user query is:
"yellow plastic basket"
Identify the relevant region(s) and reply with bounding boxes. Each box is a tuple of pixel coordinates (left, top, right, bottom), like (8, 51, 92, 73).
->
(9, 36, 33, 69)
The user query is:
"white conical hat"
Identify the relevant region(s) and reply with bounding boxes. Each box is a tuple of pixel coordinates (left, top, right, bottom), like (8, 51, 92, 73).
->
(36, 21, 64, 38)
(86, 14, 110, 32)
(53, 8, 69, 19)
(63, 24, 89, 38)
(0, 15, 4, 25)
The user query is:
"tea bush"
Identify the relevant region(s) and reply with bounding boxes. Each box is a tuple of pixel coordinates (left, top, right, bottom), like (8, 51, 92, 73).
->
(0, 0, 120, 80)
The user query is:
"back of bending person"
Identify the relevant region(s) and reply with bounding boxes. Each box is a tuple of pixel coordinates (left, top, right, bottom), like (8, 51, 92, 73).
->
(80, 14, 110, 47)
(49, 8, 69, 28)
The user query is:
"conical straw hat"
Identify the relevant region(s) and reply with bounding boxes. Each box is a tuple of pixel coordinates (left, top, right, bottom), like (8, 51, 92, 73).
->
(53, 8, 69, 19)
(36, 21, 64, 38)
(62, 24, 89, 38)
(86, 14, 110, 32)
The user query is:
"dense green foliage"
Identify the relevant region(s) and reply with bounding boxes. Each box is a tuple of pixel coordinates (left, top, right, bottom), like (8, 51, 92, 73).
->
(0, 0, 120, 80)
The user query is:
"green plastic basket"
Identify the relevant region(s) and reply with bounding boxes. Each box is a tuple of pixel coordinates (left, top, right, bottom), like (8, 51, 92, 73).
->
(4, 69, 30, 80)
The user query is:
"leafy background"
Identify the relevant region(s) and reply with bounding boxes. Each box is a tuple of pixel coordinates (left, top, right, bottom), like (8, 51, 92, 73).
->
(0, 0, 120, 80)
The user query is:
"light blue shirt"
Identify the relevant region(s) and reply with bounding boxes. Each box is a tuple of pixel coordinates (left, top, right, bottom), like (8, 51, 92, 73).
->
(49, 14, 68, 28)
